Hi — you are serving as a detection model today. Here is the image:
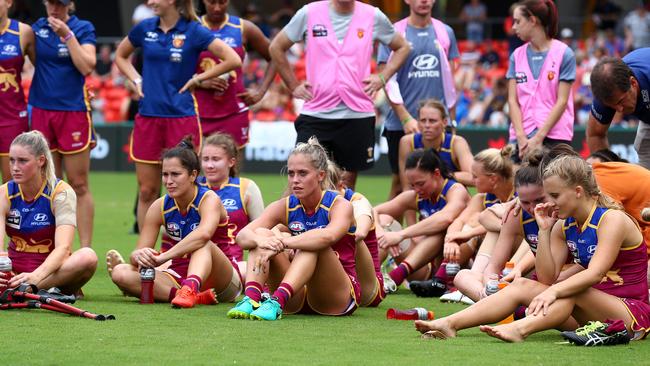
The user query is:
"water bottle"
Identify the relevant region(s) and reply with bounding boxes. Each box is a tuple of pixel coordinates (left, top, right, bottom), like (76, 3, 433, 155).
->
(485, 274, 500, 296)
(0, 254, 12, 291)
(139, 267, 155, 304)
(446, 262, 461, 278)
(386, 307, 434, 320)
(502, 262, 515, 277)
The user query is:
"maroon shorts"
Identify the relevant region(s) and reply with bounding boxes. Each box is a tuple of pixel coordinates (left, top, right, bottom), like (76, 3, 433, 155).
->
(130, 114, 201, 164)
(31, 107, 93, 154)
(218, 243, 244, 263)
(200, 111, 249, 147)
(622, 298, 650, 339)
(0, 116, 28, 155)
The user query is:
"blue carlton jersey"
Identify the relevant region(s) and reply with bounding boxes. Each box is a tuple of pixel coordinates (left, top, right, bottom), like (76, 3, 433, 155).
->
(416, 178, 456, 220)
(592, 48, 650, 125)
(520, 210, 539, 253)
(413, 132, 458, 172)
(129, 17, 216, 117)
(29, 16, 96, 111)
(162, 185, 209, 243)
(286, 190, 355, 235)
(563, 206, 609, 266)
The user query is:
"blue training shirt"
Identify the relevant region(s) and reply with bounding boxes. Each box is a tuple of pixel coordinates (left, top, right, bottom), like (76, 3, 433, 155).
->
(591, 48, 650, 125)
(29, 16, 96, 111)
(128, 17, 216, 118)
(377, 22, 459, 131)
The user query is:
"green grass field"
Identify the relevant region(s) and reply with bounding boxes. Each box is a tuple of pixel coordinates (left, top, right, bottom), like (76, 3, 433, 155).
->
(3, 172, 649, 365)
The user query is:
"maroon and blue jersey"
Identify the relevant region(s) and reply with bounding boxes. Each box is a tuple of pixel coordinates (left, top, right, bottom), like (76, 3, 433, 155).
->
(0, 19, 27, 125)
(412, 132, 458, 172)
(6, 180, 62, 273)
(416, 178, 457, 220)
(520, 210, 539, 253)
(197, 176, 248, 262)
(161, 185, 232, 276)
(482, 191, 515, 210)
(128, 17, 216, 117)
(195, 14, 246, 119)
(563, 207, 649, 302)
(286, 190, 358, 289)
(29, 16, 95, 111)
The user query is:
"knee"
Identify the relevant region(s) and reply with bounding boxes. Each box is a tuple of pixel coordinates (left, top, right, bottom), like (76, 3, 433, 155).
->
(138, 184, 159, 203)
(68, 177, 90, 196)
(111, 264, 132, 286)
(76, 247, 98, 272)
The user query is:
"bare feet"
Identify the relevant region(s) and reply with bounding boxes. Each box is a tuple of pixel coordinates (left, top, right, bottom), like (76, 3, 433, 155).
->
(106, 249, 125, 275)
(415, 318, 457, 339)
(479, 324, 525, 343)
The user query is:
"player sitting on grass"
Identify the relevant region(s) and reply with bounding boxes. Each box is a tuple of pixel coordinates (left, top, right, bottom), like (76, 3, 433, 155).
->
(110, 138, 242, 308)
(415, 155, 650, 344)
(227, 137, 359, 320)
(0, 131, 97, 296)
(375, 148, 468, 294)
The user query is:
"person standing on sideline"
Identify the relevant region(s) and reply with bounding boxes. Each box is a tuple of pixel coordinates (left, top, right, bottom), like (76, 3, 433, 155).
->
(196, 0, 276, 147)
(114, 0, 241, 233)
(587, 50, 650, 169)
(269, 0, 410, 190)
(506, 0, 576, 162)
(29, 0, 96, 248)
(0, 0, 35, 183)
(377, 0, 460, 199)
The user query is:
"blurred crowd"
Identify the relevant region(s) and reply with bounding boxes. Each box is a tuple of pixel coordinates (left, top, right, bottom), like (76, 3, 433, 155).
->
(17, 0, 650, 129)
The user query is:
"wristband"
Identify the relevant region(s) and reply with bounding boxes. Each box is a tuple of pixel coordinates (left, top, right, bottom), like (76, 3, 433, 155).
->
(61, 31, 74, 43)
(378, 74, 386, 86)
(401, 116, 413, 126)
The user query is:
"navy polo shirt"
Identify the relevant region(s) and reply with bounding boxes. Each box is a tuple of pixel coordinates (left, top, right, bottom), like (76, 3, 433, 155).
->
(29, 16, 96, 111)
(591, 47, 650, 125)
(129, 17, 216, 118)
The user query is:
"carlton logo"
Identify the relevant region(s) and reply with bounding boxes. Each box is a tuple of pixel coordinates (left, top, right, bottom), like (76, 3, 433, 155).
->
(312, 24, 327, 37)
(412, 54, 439, 71)
(190, 223, 199, 231)
(288, 221, 305, 232)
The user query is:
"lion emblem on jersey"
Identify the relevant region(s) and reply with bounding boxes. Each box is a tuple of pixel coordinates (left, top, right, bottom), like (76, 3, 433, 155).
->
(0, 66, 19, 93)
(199, 57, 217, 72)
(12, 236, 53, 254)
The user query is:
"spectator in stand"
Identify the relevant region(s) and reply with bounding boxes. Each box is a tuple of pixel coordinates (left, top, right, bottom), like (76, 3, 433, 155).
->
(455, 40, 481, 91)
(603, 28, 625, 57)
(460, 0, 487, 43)
(479, 41, 500, 69)
(94, 44, 112, 79)
(10, 0, 32, 23)
(269, 0, 296, 29)
(593, 0, 622, 33)
(624, 2, 650, 52)
(559, 28, 578, 50)
(243, 4, 271, 38)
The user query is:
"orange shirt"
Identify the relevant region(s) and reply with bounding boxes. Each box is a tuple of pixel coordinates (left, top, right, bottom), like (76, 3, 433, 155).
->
(593, 162, 650, 252)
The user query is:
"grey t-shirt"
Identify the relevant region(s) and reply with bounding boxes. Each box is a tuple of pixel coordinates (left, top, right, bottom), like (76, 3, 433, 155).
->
(506, 46, 576, 81)
(283, 3, 395, 119)
(624, 11, 650, 49)
(377, 23, 459, 131)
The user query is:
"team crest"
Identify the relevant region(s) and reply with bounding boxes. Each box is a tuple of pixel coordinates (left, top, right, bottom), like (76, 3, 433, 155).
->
(357, 28, 364, 39)
(172, 34, 186, 48)
(547, 71, 555, 80)
(72, 131, 81, 142)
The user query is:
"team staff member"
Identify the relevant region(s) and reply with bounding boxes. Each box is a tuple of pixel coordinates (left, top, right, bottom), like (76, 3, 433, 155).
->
(29, 0, 96, 248)
(378, 0, 459, 199)
(507, 0, 575, 161)
(0, 0, 34, 183)
(587, 49, 650, 169)
(196, 0, 276, 146)
(110, 139, 242, 307)
(114, 0, 241, 232)
(269, 0, 410, 190)
(0, 131, 97, 295)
